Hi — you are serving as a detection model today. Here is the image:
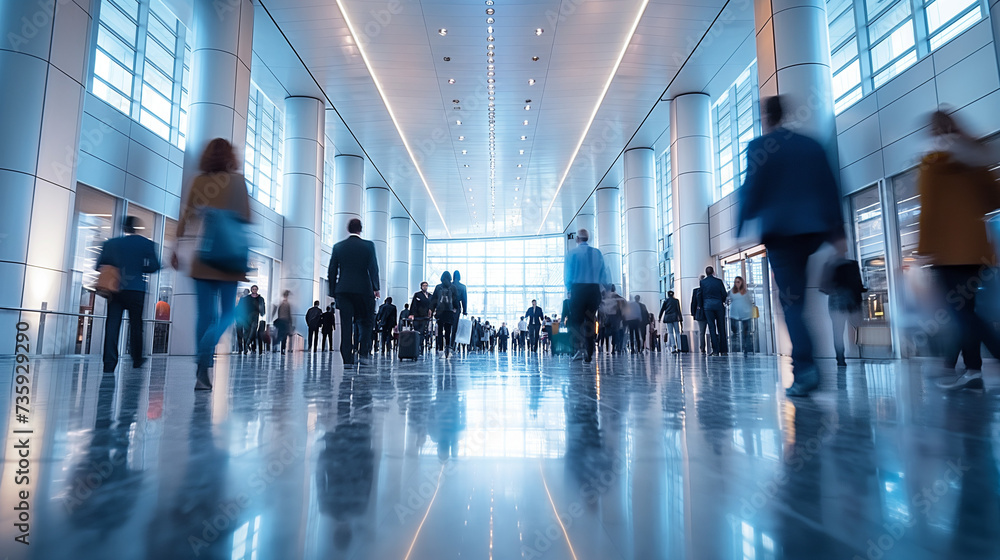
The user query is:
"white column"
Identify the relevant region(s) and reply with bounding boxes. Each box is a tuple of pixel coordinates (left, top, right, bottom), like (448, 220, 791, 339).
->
(409, 229, 426, 296)
(670, 93, 714, 331)
(171, 0, 254, 356)
(755, 0, 838, 161)
(0, 0, 96, 354)
(596, 186, 623, 290)
(280, 97, 325, 336)
(332, 155, 364, 242)
(573, 199, 596, 239)
(389, 216, 410, 308)
(365, 186, 390, 296)
(623, 148, 660, 310)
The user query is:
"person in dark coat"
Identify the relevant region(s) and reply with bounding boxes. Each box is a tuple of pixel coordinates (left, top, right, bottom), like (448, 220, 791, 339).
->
(321, 304, 336, 351)
(97, 216, 160, 373)
(738, 95, 845, 396)
(691, 277, 709, 353)
(699, 267, 729, 356)
(822, 256, 866, 367)
(451, 270, 469, 347)
(238, 284, 265, 353)
(375, 297, 398, 354)
(525, 300, 544, 352)
(328, 218, 380, 366)
(306, 300, 323, 352)
(659, 290, 683, 353)
(409, 282, 433, 342)
(430, 272, 461, 357)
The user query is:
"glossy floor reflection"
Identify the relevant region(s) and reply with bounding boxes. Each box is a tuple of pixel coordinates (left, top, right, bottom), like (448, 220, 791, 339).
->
(2, 350, 1000, 559)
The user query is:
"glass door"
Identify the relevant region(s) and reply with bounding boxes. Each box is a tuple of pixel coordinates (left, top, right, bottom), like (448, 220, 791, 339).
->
(70, 186, 119, 354)
(852, 186, 894, 358)
(721, 246, 775, 354)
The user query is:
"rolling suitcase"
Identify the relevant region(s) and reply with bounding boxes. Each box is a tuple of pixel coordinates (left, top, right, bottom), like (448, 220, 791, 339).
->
(398, 330, 421, 360)
(678, 332, 690, 353)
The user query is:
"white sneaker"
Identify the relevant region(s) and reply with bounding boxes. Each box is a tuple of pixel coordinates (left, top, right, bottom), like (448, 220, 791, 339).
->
(936, 371, 984, 390)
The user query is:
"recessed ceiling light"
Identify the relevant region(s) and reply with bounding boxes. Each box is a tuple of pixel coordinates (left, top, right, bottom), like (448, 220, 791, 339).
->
(464, 164, 469, 167)
(528, 79, 536, 85)
(486, 8, 494, 15)
(485, 0, 494, 4)
(448, 78, 456, 84)
(462, 150, 467, 154)
(487, 71, 494, 77)
(487, 78, 495, 84)
(439, 28, 447, 36)
(456, 120, 462, 125)
(443, 56, 451, 61)
(519, 149, 524, 154)
(515, 187, 519, 191)
(532, 56, 539, 61)
(517, 177, 522, 180)
(524, 105, 530, 110)
(487, 17, 494, 24)
(517, 164, 522, 167)
(521, 136, 526, 140)
(452, 99, 460, 103)
(459, 136, 465, 140)
(523, 120, 528, 125)
(535, 28, 544, 35)
(487, 36, 494, 42)
(467, 177, 471, 180)
(488, 57, 494, 63)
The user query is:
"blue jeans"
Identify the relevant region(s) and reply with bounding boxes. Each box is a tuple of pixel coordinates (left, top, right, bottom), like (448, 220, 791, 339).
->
(195, 279, 237, 368)
(766, 234, 825, 375)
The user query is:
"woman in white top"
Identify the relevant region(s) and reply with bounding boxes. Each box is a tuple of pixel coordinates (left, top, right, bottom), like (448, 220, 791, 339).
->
(728, 276, 754, 355)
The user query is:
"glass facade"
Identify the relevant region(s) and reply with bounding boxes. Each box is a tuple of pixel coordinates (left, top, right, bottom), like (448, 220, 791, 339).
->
(322, 138, 336, 247)
(92, 0, 191, 145)
(656, 149, 673, 296)
(826, 0, 984, 113)
(713, 62, 760, 202)
(245, 84, 285, 213)
(425, 236, 567, 326)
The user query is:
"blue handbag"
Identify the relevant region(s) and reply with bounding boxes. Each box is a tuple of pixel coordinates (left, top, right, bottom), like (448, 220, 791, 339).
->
(198, 208, 250, 273)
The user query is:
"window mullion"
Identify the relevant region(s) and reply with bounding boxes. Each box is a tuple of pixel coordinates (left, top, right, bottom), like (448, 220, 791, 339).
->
(132, 0, 151, 123)
(853, 0, 874, 96)
(729, 86, 740, 184)
(170, 24, 185, 146)
(910, 0, 930, 57)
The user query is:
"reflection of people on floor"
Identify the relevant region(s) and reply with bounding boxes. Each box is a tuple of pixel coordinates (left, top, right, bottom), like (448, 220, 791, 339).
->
(397, 374, 432, 455)
(316, 373, 375, 550)
(429, 372, 465, 460)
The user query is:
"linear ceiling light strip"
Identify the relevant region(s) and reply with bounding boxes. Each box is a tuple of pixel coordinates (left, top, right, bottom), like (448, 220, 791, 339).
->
(536, 0, 651, 235)
(334, 0, 452, 238)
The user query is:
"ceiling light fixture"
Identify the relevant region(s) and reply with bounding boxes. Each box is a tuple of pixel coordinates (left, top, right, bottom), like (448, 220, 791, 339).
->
(535, 28, 544, 35)
(487, 17, 494, 24)
(537, 0, 652, 234)
(456, 120, 462, 125)
(462, 150, 467, 154)
(519, 149, 524, 155)
(528, 79, 536, 85)
(532, 56, 539, 61)
(520, 136, 527, 140)
(448, 78, 455, 84)
(333, 0, 451, 237)
(443, 56, 451, 61)
(524, 105, 530, 110)
(486, 8, 494, 15)
(517, 164, 522, 167)
(459, 136, 464, 140)
(439, 28, 447, 36)
(523, 120, 528, 125)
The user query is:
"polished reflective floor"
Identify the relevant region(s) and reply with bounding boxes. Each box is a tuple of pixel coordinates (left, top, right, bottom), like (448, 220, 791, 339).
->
(2, 349, 999, 560)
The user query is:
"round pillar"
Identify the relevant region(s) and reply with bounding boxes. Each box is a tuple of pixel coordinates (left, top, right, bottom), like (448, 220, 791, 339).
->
(670, 93, 714, 330)
(280, 96, 325, 336)
(365, 186, 390, 298)
(332, 155, 364, 242)
(623, 147, 660, 310)
(389, 216, 410, 308)
(409, 229, 426, 297)
(596, 186, 623, 290)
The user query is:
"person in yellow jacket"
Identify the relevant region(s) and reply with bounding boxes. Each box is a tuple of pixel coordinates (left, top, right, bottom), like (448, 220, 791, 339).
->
(918, 110, 1000, 390)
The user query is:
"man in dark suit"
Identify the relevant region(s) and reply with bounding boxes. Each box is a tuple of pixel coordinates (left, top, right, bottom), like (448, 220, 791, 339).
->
(738, 95, 844, 396)
(97, 216, 160, 373)
(699, 267, 729, 356)
(328, 218, 380, 365)
(691, 276, 709, 353)
(525, 300, 544, 352)
(306, 301, 323, 352)
(375, 297, 398, 354)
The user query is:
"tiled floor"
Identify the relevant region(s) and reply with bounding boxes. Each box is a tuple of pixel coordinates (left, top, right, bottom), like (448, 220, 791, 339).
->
(1, 349, 999, 560)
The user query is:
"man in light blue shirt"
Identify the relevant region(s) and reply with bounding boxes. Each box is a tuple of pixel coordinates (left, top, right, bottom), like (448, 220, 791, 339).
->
(564, 229, 610, 362)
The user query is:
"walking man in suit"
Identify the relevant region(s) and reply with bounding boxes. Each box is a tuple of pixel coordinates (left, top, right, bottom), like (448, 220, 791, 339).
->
(691, 276, 709, 354)
(97, 216, 161, 373)
(700, 267, 729, 356)
(328, 219, 380, 366)
(738, 95, 844, 396)
(525, 300, 544, 352)
(375, 297, 398, 354)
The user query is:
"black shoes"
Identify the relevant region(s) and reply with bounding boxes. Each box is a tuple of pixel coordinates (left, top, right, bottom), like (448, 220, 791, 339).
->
(194, 365, 212, 391)
(785, 366, 820, 397)
(936, 370, 984, 390)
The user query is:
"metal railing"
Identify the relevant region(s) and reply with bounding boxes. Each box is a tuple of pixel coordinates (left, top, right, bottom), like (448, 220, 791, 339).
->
(0, 306, 171, 356)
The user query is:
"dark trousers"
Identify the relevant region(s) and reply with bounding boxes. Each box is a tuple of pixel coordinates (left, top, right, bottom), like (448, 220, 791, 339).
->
(103, 290, 145, 373)
(275, 319, 291, 352)
(935, 265, 1000, 370)
(830, 308, 860, 361)
(499, 337, 508, 352)
(438, 320, 455, 350)
(569, 283, 602, 359)
(766, 234, 825, 374)
(627, 320, 642, 352)
(335, 293, 375, 362)
(382, 327, 394, 353)
(704, 308, 728, 354)
(322, 329, 333, 351)
(730, 318, 752, 353)
(529, 325, 541, 351)
(696, 319, 709, 352)
(308, 327, 319, 351)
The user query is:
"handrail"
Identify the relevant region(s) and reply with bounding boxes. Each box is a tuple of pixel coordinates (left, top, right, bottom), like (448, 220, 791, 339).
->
(0, 306, 171, 324)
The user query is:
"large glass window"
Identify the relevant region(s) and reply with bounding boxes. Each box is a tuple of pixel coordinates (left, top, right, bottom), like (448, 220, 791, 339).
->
(245, 84, 285, 213)
(827, 0, 984, 113)
(92, 0, 190, 145)
(425, 236, 567, 325)
(713, 62, 760, 202)
(322, 139, 336, 246)
(656, 149, 673, 296)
